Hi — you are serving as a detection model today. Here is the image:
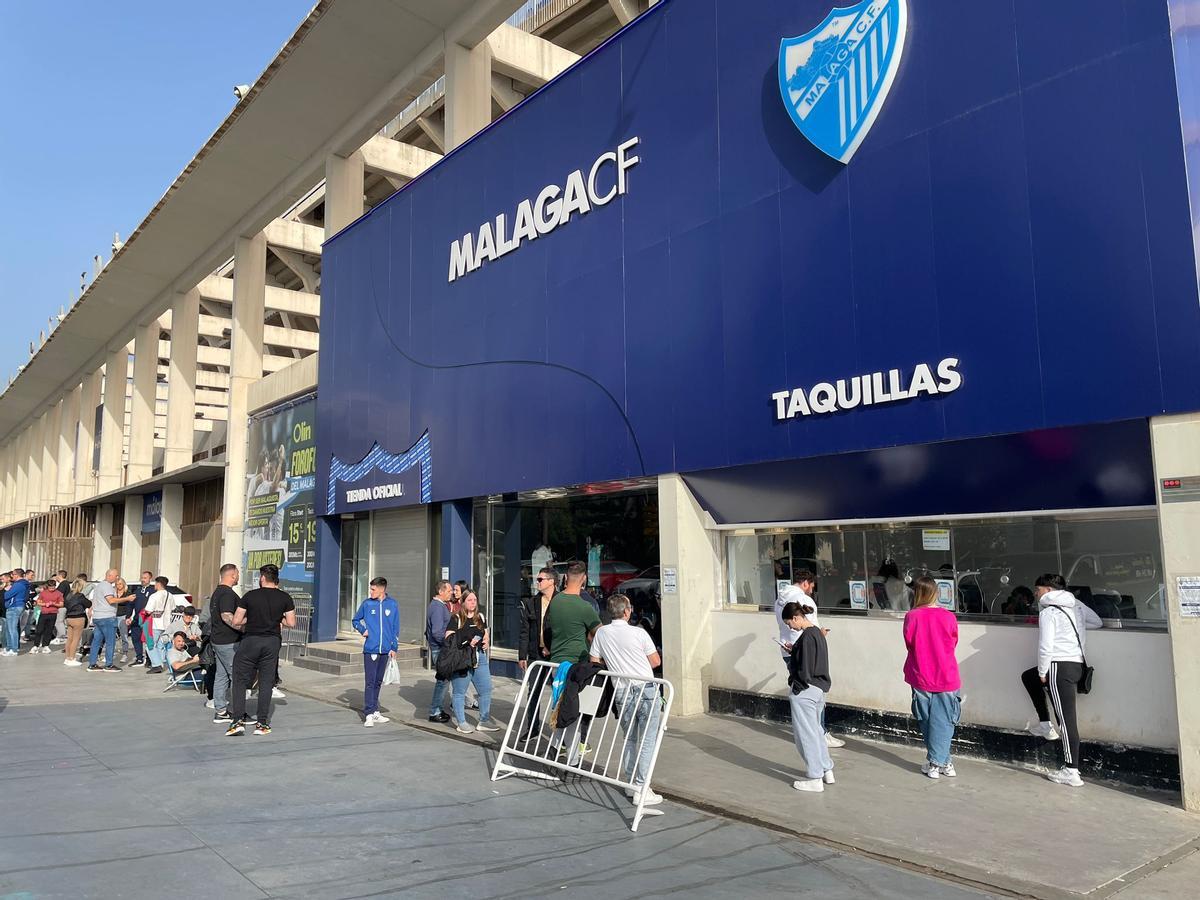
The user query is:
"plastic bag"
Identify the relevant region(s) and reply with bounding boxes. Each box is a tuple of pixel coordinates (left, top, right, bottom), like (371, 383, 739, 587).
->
(382, 657, 400, 685)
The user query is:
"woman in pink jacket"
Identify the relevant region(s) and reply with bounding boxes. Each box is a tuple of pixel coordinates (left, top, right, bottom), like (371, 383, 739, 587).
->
(902, 576, 961, 780)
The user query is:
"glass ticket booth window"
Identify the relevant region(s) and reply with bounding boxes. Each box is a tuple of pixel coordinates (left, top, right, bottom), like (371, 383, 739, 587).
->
(727, 512, 1165, 625)
(475, 486, 661, 652)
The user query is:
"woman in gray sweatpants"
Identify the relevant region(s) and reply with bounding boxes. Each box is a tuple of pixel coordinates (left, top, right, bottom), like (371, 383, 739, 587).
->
(783, 601, 835, 793)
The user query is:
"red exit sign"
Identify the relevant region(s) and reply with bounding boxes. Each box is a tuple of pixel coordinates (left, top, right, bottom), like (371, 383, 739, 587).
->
(1163, 478, 1183, 490)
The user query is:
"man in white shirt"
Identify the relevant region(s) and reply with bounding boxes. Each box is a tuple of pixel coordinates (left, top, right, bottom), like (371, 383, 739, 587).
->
(774, 570, 843, 749)
(589, 593, 663, 807)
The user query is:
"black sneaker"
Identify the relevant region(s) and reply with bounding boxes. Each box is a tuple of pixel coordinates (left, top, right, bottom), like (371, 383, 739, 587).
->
(428, 712, 450, 723)
(103, 665, 122, 672)
(225, 721, 245, 737)
(147, 666, 163, 674)
(253, 722, 271, 736)
(213, 711, 233, 724)
(87, 664, 102, 671)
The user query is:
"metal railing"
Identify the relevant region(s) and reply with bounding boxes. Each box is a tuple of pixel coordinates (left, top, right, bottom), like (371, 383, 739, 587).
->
(491, 660, 674, 832)
(281, 600, 312, 662)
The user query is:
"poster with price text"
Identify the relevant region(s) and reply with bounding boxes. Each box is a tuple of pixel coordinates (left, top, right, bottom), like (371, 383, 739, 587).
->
(243, 395, 316, 605)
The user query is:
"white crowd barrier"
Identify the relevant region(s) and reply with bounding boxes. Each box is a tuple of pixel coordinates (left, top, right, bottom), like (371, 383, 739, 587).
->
(491, 659, 674, 832)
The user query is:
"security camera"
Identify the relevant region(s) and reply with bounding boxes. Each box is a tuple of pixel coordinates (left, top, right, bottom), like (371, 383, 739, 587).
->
(233, 84, 251, 101)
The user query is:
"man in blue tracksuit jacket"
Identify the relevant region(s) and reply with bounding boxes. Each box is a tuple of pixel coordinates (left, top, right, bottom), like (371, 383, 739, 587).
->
(352, 576, 399, 726)
(3, 569, 30, 655)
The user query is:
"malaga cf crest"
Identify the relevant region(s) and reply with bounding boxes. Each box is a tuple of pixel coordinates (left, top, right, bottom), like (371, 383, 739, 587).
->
(778, 0, 908, 163)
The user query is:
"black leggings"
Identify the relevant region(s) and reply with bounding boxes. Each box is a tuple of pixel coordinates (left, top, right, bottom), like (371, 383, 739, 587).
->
(1022, 663, 1083, 768)
(35, 612, 58, 648)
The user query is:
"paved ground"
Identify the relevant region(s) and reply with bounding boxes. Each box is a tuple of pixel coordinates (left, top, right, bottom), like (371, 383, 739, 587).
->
(4, 649, 1199, 898)
(0, 660, 997, 900)
(271, 658, 1200, 899)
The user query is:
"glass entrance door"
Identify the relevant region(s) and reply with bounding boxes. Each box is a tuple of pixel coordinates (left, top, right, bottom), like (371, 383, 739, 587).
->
(338, 514, 370, 633)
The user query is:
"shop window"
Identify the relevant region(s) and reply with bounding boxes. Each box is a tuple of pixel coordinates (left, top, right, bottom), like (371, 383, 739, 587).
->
(725, 514, 1165, 627)
(477, 488, 660, 652)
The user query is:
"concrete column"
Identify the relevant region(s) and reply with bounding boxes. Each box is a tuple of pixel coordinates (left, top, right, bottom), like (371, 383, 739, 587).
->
(220, 231, 266, 569)
(92, 503, 114, 579)
(26, 417, 44, 518)
(1, 442, 13, 524)
(76, 369, 103, 501)
(127, 321, 159, 484)
(657, 473, 721, 717)
(57, 385, 81, 507)
(164, 288, 199, 473)
(1151, 413, 1200, 811)
(11, 526, 26, 569)
(159, 483, 184, 585)
(324, 151, 365, 237)
(14, 428, 31, 520)
(0, 530, 12, 569)
(41, 404, 60, 510)
(98, 347, 128, 494)
(444, 40, 493, 150)
(122, 495, 144, 581)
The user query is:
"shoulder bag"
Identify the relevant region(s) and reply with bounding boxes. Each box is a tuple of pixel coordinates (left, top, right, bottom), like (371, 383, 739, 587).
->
(1053, 607, 1095, 695)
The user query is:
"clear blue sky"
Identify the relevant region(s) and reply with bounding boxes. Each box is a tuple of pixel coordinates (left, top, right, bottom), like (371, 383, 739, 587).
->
(0, 0, 313, 383)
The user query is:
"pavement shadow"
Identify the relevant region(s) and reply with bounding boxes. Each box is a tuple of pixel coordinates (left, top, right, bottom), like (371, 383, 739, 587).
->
(670, 725, 798, 787)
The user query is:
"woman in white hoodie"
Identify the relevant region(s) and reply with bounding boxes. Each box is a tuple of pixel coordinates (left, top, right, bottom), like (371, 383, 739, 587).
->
(1020, 574, 1102, 787)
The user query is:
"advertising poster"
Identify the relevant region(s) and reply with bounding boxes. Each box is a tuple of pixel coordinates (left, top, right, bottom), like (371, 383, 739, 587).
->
(242, 396, 316, 606)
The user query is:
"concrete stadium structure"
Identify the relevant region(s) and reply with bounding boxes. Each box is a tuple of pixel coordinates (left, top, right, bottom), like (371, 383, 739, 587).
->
(0, 0, 644, 587)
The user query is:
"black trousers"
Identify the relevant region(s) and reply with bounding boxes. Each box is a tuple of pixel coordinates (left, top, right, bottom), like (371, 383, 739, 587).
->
(516, 663, 552, 746)
(229, 635, 281, 726)
(1022, 663, 1083, 768)
(35, 612, 58, 647)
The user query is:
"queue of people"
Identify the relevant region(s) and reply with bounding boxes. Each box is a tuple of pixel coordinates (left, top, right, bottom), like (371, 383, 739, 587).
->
(778, 567, 1103, 794)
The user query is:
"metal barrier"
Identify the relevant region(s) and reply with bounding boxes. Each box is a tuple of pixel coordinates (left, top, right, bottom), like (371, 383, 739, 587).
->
(491, 660, 674, 832)
(280, 601, 312, 663)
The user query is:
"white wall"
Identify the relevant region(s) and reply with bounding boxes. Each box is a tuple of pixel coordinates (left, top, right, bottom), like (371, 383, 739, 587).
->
(710, 608, 1178, 750)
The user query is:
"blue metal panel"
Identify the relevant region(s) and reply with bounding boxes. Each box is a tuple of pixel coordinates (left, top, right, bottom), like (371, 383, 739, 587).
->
(317, 0, 1197, 519)
(683, 420, 1157, 526)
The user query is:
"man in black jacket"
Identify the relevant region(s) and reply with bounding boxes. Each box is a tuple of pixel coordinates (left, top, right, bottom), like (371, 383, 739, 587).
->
(515, 566, 557, 745)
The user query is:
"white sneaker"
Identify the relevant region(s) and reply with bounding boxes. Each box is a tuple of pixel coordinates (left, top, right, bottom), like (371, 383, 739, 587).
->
(940, 763, 957, 778)
(632, 788, 663, 806)
(1028, 721, 1060, 741)
(1047, 767, 1083, 787)
(456, 723, 474, 734)
(822, 770, 836, 785)
(205, 700, 215, 709)
(50, 638, 64, 645)
(64, 659, 82, 667)
(792, 778, 825, 793)
(364, 714, 375, 727)
(824, 732, 846, 748)
(372, 713, 390, 724)
(272, 687, 286, 699)
(922, 761, 941, 780)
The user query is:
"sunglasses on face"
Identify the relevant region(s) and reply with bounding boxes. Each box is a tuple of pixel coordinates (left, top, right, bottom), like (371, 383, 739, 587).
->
(535, 576, 551, 582)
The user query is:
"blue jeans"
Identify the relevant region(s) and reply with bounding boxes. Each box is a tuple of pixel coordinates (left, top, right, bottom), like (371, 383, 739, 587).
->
(115, 617, 131, 652)
(451, 652, 493, 724)
(3, 608, 20, 651)
(89, 617, 118, 667)
(147, 633, 168, 667)
(911, 688, 961, 767)
(429, 648, 448, 717)
(616, 683, 664, 787)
